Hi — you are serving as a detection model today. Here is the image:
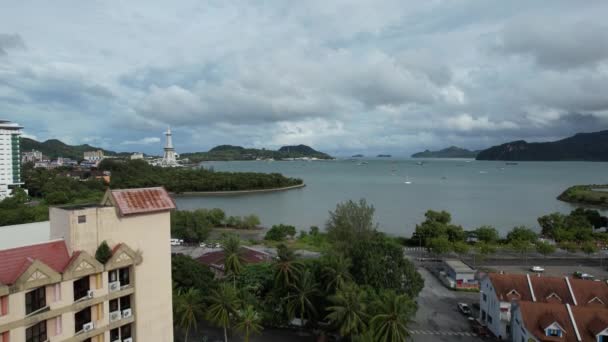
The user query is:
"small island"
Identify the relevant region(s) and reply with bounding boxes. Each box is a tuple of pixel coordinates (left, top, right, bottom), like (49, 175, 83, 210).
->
(351, 154, 364, 158)
(558, 184, 608, 208)
(181, 144, 333, 162)
(412, 146, 478, 158)
(377, 154, 392, 158)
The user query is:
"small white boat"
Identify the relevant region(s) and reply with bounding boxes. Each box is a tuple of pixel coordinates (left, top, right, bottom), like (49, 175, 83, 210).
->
(404, 176, 412, 184)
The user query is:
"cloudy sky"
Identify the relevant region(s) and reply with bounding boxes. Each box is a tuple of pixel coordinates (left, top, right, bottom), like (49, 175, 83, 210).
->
(1, 0, 607, 156)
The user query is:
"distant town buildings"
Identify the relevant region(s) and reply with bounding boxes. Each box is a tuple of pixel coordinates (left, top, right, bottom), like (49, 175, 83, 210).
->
(130, 152, 144, 160)
(0, 120, 23, 200)
(479, 272, 608, 340)
(83, 150, 104, 162)
(21, 149, 43, 163)
(0, 187, 175, 341)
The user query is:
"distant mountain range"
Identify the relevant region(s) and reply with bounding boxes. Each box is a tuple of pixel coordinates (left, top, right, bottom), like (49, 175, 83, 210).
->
(181, 144, 333, 162)
(20, 138, 132, 160)
(412, 146, 479, 158)
(476, 130, 608, 161)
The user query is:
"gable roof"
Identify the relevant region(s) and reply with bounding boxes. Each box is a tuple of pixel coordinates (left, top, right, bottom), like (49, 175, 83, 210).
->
(488, 273, 533, 301)
(196, 247, 273, 271)
(529, 276, 574, 304)
(570, 305, 608, 341)
(0, 240, 71, 285)
(518, 302, 577, 342)
(104, 187, 176, 216)
(569, 278, 608, 307)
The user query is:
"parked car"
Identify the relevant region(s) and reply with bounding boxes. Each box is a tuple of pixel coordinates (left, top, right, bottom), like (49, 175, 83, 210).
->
(170, 238, 183, 246)
(457, 303, 471, 315)
(199, 242, 207, 248)
(530, 266, 545, 273)
(573, 271, 595, 280)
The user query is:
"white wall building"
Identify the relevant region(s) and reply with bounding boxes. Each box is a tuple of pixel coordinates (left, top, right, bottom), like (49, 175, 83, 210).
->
(0, 120, 23, 200)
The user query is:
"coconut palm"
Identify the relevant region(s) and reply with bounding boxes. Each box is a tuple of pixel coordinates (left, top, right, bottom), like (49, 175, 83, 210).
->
(286, 269, 320, 327)
(325, 283, 368, 338)
(223, 234, 244, 285)
(369, 291, 416, 342)
(273, 244, 303, 289)
(206, 284, 241, 342)
(234, 305, 263, 342)
(174, 288, 205, 342)
(321, 253, 353, 293)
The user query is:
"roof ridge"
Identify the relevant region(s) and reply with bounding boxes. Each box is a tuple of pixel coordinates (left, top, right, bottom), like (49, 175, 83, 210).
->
(0, 238, 65, 253)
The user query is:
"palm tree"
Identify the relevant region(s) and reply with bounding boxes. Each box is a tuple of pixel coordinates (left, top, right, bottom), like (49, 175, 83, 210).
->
(223, 234, 244, 286)
(369, 291, 416, 342)
(206, 284, 241, 342)
(286, 269, 320, 328)
(273, 244, 303, 289)
(234, 305, 263, 342)
(174, 288, 205, 342)
(325, 283, 368, 338)
(322, 254, 353, 293)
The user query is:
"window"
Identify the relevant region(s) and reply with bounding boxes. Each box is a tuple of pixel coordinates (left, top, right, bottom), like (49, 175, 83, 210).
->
(120, 296, 131, 310)
(109, 267, 131, 287)
(25, 287, 46, 315)
(121, 324, 132, 339)
(26, 321, 47, 342)
(483, 293, 487, 301)
(110, 328, 119, 341)
(1, 331, 10, 342)
(547, 328, 561, 337)
(75, 308, 92, 333)
(78, 215, 86, 223)
(481, 310, 486, 321)
(0, 295, 8, 316)
(73, 277, 90, 301)
(488, 315, 493, 324)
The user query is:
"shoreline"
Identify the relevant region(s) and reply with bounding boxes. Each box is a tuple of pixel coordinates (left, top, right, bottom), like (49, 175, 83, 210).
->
(171, 183, 306, 197)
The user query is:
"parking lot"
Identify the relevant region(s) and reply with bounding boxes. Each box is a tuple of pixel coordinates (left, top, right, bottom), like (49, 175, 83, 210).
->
(410, 268, 485, 342)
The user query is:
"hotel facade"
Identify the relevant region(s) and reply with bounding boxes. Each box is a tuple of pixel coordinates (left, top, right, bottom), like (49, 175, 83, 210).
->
(0, 120, 22, 200)
(0, 187, 175, 342)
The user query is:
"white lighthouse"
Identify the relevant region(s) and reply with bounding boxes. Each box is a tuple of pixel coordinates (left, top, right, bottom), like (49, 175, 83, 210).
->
(161, 127, 178, 167)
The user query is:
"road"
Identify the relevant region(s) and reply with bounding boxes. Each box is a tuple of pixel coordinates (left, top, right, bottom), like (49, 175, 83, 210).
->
(410, 268, 483, 342)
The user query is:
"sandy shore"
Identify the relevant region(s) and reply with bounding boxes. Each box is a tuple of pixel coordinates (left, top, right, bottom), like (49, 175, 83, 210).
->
(171, 183, 306, 196)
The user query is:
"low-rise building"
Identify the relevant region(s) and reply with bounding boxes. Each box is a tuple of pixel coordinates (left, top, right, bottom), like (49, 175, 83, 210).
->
(479, 273, 608, 340)
(22, 150, 43, 163)
(0, 187, 175, 342)
(83, 150, 104, 162)
(197, 246, 273, 278)
(441, 259, 478, 289)
(511, 301, 608, 342)
(130, 153, 144, 160)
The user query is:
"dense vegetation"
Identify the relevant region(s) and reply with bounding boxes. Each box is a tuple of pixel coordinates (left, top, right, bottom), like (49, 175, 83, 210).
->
(171, 209, 261, 243)
(99, 159, 303, 193)
(558, 184, 608, 207)
(21, 137, 131, 161)
(181, 144, 332, 162)
(476, 130, 608, 161)
(410, 208, 608, 259)
(172, 199, 423, 342)
(411, 146, 479, 158)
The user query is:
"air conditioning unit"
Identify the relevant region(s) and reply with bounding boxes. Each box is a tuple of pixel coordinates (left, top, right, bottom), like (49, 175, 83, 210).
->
(83, 322, 95, 332)
(122, 308, 132, 318)
(110, 310, 122, 322)
(123, 338, 133, 342)
(86, 290, 94, 299)
(109, 281, 121, 292)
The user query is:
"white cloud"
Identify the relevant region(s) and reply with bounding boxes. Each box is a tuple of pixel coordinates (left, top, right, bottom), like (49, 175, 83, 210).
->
(121, 137, 161, 145)
(446, 114, 518, 132)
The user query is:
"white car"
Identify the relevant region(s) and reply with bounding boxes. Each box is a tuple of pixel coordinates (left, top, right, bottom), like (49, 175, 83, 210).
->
(170, 238, 184, 246)
(530, 266, 545, 273)
(199, 242, 207, 248)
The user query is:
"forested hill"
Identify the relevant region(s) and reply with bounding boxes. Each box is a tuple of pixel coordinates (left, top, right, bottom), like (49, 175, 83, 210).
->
(181, 144, 333, 162)
(411, 146, 479, 158)
(476, 130, 608, 161)
(20, 138, 131, 160)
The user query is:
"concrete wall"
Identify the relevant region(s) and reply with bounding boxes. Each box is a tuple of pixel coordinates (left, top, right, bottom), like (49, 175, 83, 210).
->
(480, 277, 509, 339)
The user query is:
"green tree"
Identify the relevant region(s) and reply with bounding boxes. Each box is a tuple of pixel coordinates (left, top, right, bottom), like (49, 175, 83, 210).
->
(264, 224, 297, 241)
(538, 213, 566, 239)
(242, 214, 261, 229)
(174, 288, 205, 342)
(206, 284, 241, 342)
(321, 254, 353, 293)
(536, 241, 556, 258)
(413, 210, 465, 245)
(223, 234, 244, 286)
(286, 269, 320, 327)
(427, 236, 452, 255)
(452, 241, 470, 258)
(326, 283, 369, 338)
(558, 241, 578, 253)
(510, 239, 534, 265)
(172, 254, 217, 292)
(95, 241, 112, 264)
(474, 225, 499, 243)
(506, 226, 537, 243)
(369, 291, 416, 342)
(581, 241, 598, 256)
(273, 244, 303, 288)
(326, 199, 377, 253)
(234, 305, 263, 342)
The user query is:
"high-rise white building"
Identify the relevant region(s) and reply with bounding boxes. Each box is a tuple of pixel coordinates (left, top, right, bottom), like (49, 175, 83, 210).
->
(0, 120, 23, 200)
(161, 127, 178, 167)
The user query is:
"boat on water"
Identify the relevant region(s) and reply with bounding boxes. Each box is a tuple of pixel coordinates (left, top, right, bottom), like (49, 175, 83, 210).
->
(505, 162, 518, 165)
(404, 175, 412, 184)
(357, 161, 369, 166)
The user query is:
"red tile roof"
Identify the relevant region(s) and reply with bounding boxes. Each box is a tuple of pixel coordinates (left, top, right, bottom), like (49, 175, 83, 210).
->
(108, 187, 175, 216)
(529, 276, 574, 305)
(569, 278, 608, 307)
(0, 240, 70, 285)
(488, 273, 534, 302)
(196, 247, 273, 271)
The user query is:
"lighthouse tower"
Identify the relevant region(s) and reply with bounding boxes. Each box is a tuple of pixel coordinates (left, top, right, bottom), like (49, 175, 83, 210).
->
(161, 127, 177, 167)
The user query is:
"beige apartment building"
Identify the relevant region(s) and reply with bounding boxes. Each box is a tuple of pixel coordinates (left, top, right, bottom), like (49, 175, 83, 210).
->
(0, 187, 175, 342)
